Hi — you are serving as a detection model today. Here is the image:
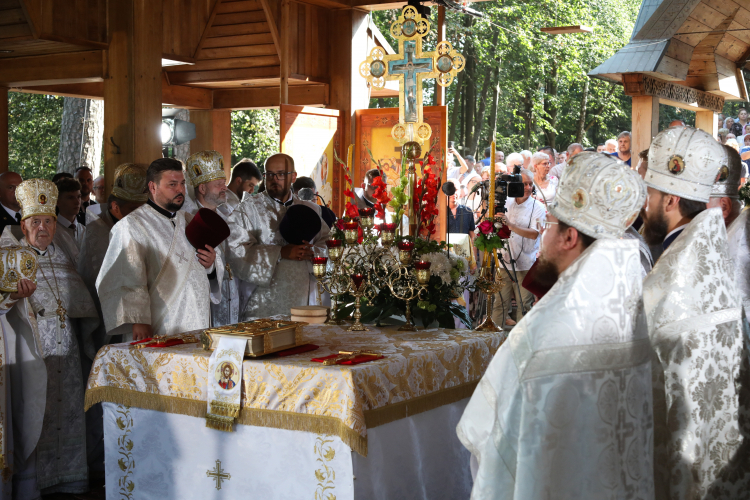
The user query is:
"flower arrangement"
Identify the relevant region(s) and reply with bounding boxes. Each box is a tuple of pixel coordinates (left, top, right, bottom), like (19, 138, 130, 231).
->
(413, 154, 442, 238)
(475, 216, 510, 252)
(740, 180, 750, 206)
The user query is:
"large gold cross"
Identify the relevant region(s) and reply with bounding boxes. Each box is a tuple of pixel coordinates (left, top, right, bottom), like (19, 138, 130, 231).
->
(206, 459, 231, 490)
(359, 5, 464, 145)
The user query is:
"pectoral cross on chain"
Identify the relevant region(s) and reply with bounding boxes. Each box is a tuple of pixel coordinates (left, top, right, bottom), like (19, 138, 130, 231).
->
(56, 300, 67, 328)
(177, 251, 189, 264)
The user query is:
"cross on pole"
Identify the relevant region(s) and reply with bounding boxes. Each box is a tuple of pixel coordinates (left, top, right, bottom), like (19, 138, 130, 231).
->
(388, 40, 434, 124)
(206, 459, 231, 490)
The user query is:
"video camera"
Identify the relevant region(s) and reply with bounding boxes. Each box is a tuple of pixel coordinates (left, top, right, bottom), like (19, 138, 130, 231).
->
(473, 165, 524, 213)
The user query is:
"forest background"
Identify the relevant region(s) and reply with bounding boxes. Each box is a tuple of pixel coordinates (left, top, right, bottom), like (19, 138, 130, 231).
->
(7, 0, 750, 179)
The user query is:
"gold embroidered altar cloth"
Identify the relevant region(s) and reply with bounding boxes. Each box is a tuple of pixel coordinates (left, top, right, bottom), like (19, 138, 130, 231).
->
(85, 324, 504, 455)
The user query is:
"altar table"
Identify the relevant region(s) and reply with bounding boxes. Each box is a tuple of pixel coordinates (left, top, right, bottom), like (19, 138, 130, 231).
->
(86, 324, 505, 499)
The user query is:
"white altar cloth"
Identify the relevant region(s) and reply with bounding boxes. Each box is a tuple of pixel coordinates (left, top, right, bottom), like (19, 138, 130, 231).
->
(102, 398, 471, 499)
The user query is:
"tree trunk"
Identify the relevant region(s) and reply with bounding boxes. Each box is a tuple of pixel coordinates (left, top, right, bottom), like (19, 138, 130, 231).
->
(583, 83, 617, 134)
(522, 91, 532, 150)
(541, 62, 558, 149)
(471, 31, 499, 157)
(575, 78, 589, 143)
(448, 71, 464, 143)
(464, 53, 475, 155)
(57, 97, 103, 176)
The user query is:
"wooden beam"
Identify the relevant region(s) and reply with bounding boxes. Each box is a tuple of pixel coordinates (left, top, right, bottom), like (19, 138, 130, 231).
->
(435, 6, 445, 106)
(17, 0, 39, 39)
(191, 110, 233, 177)
(18, 82, 104, 99)
(623, 73, 725, 112)
(192, 0, 222, 59)
(0, 87, 7, 173)
(0, 50, 104, 86)
(280, 0, 290, 105)
(167, 66, 279, 85)
(161, 75, 213, 109)
(103, 0, 163, 198)
(213, 84, 328, 109)
(695, 110, 718, 136)
(258, 0, 281, 56)
(631, 95, 659, 158)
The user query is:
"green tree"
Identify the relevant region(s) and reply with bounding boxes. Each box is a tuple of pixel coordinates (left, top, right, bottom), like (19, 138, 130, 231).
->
(8, 92, 64, 180)
(231, 109, 280, 169)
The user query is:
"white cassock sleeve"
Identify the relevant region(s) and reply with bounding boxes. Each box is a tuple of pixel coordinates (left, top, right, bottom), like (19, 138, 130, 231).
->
(95, 218, 152, 333)
(226, 206, 283, 287)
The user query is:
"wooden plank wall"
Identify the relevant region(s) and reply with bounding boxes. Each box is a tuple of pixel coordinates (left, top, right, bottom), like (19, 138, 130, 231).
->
(162, 0, 214, 59)
(286, 0, 329, 80)
(0, 0, 32, 42)
(23, 0, 107, 44)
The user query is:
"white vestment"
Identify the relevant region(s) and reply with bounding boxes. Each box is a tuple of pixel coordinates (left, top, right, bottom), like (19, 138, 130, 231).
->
(52, 224, 82, 267)
(644, 207, 750, 498)
(96, 203, 220, 342)
(187, 201, 239, 327)
(727, 209, 750, 323)
(227, 192, 329, 319)
(457, 238, 655, 499)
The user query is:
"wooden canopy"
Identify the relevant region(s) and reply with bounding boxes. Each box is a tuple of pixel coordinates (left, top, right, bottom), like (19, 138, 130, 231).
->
(0, 0, 460, 191)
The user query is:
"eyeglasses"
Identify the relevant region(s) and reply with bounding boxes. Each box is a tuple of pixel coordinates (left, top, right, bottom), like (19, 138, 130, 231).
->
(264, 171, 293, 180)
(535, 220, 558, 232)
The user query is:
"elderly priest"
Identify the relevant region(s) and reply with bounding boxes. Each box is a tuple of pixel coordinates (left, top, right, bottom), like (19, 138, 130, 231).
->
(227, 153, 329, 319)
(458, 153, 654, 499)
(96, 158, 219, 342)
(185, 150, 238, 326)
(0, 179, 99, 497)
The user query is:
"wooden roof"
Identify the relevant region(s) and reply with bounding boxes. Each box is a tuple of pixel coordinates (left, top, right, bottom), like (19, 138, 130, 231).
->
(589, 0, 750, 100)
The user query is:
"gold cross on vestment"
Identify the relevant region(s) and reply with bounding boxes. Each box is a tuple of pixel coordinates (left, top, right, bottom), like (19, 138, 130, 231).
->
(177, 251, 189, 264)
(358, 5, 465, 144)
(206, 459, 231, 490)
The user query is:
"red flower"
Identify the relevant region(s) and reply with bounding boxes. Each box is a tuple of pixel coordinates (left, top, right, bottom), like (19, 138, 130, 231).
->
(478, 220, 493, 235)
(371, 175, 392, 220)
(497, 224, 511, 239)
(344, 189, 354, 199)
(345, 202, 359, 220)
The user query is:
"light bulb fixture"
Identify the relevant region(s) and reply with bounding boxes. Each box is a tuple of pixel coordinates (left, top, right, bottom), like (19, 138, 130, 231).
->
(160, 118, 196, 146)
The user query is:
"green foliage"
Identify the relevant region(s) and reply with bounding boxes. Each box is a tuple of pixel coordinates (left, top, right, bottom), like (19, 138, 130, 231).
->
(8, 93, 64, 180)
(230, 109, 280, 169)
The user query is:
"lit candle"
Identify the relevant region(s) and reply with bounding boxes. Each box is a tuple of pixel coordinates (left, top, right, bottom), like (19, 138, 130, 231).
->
(351, 273, 366, 288)
(397, 240, 415, 251)
(414, 260, 431, 270)
(312, 257, 328, 265)
(325, 239, 342, 248)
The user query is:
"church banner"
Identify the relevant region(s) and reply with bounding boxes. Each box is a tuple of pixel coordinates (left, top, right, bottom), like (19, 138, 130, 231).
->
(280, 105, 343, 216)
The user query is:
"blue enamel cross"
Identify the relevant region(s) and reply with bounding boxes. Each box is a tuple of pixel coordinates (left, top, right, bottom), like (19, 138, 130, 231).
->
(388, 40, 434, 124)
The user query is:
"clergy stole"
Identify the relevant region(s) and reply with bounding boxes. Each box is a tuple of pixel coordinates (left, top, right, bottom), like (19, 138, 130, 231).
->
(205, 337, 245, 432)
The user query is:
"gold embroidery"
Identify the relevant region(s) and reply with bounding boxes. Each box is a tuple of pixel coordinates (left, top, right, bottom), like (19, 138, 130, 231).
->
(115, 405, 135, 499)
(314, 435, 336, 500)
(206, 459, 231, 490)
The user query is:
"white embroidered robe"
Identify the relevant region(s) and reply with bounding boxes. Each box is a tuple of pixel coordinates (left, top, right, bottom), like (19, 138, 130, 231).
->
(643, 208, 750, 498)
(457, 238, 655, 499)
(227, 192, 329, 319)
(96, 203, 219, 342)
(186, 201, 239, 327)
(727, 209, 750, 323)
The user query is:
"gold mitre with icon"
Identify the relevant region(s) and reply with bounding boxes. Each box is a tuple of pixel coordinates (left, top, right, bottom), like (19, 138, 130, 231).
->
(0, 245, 37, 292)
(186, 150, 225, 188)
(113, 163, 148, 203)
(17, 179, 58, 220)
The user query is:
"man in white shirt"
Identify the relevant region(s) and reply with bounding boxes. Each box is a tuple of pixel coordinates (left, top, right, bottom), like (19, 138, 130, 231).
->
(53, 176, 85, 264)
(491, 169, 546, 326)
(549, 142, 582, 180)
(0, 171, 23, 236)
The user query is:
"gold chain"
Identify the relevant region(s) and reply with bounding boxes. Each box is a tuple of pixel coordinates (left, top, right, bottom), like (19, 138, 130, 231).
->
(37, 253, 67, 328)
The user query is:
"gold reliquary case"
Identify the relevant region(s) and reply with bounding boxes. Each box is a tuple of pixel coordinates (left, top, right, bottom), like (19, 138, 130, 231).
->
(200, 319, 307, 357)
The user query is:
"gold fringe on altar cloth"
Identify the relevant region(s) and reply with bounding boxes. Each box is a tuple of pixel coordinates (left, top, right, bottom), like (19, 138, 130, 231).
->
(84, 381, 480, 457)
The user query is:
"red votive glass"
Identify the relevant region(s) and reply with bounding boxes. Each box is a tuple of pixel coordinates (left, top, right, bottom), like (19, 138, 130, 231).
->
(397, 241, 415, 251)
(343, 220, 359, 230)
(312, 257, 328, 265)
(358, 207, 375, 218)
(382, 223, 397, 231)
(351, 273, 366, 288)
(414, 260, 432, 270)
(325, 239, 342, 248)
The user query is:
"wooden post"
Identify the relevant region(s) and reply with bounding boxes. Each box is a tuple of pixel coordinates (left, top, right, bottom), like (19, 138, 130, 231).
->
(191, 110, 233, 178)
(103, 0, 164, 197)
(695, 110, 717, 137)
(435, 6, 446, 106)
(0, 87, 7, 174)
(631, 96, 658, 157)
(280, 0, 290, 105)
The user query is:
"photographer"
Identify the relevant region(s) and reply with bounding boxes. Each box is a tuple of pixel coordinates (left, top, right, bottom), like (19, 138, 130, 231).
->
(491, 169, 546, 327)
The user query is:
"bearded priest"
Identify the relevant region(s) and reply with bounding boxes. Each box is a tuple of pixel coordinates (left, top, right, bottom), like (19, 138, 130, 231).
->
(457, 153, 654, 499)
(96, 158, 219, 342)
(640, 126, 750, 496)
(0, 179, 99, 497)
(185, 150, 238, 326)
(227, 153, 329, 319)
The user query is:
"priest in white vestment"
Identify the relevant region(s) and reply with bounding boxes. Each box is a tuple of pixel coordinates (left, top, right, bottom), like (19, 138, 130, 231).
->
(2, 179, 99, 497)
(457, 153, 655, 499)
(96, 158, 219, 342)
(640, 126, 750, 497)
(77, 163, 147, 349)
(185, 150, 239, 326)
(227, 153, 329, 319)
(225, 158, 262, 210)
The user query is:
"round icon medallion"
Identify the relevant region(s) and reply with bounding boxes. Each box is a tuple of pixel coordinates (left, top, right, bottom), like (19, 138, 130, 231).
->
(667, 155, 685, 175)
(370, 60, 386, 78)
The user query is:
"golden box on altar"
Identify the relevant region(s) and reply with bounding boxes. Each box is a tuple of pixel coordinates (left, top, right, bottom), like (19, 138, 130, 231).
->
(200, 319, 306, 357)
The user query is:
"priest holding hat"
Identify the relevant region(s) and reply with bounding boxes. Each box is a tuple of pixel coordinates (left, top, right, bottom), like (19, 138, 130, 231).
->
(227, 153, 329, 319)
(185, 150, 238, 327)
(96, 158, 220, 342)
